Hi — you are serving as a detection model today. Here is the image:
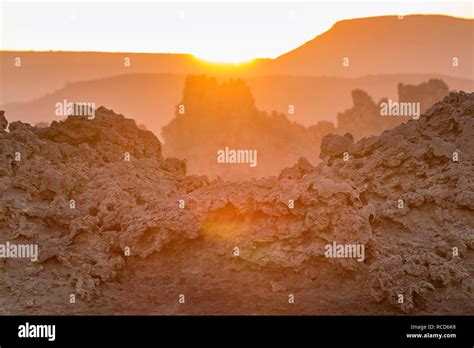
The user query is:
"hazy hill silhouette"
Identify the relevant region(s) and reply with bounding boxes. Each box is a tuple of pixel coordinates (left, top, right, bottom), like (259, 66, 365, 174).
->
(268, 15, 472, 78)
(1, 73, 471, 136)
(0, 52, 263, 105)
(1, 15, 471, 105)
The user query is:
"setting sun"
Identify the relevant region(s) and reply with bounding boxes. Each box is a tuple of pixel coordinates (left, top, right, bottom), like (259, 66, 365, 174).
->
(1, 2, 472, 60)
(192, 53, 255, 65)
(193, 53, 254, 65)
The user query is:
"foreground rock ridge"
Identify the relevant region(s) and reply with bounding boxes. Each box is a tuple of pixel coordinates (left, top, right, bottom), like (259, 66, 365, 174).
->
(0, 92, 472, 314)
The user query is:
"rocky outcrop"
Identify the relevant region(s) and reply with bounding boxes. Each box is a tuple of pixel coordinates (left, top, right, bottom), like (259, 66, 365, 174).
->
(398, 79, 450, 113)
(323, 91, 474, 312)
(319, 133, 354, 160)
(0, 111, 7, 132)
(0, 92, 472, 315)
(336, 89, 406, 140)
(162, 75, 336, 180)
(337, 79, 451, 141)
(0, 107, 193, 308)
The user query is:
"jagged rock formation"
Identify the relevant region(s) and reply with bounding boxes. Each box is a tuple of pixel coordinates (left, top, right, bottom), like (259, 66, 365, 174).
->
(0, 111, 7, 132)
(0, 92, 472, 315)
(337, 79, 451, 140)
(398, 79, 450, 113)
(323, 91, 473, 312)
(336, 89, 401, 140)
(0, 107, 193, 307)
(162, 75, 336, 180)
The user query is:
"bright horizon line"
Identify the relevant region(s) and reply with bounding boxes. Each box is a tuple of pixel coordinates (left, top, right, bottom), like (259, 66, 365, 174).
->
(1, 7, 472, 63)
(2, 13, 472, 64)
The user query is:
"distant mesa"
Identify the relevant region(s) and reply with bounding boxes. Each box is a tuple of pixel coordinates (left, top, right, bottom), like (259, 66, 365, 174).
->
(270, 15, 472, 78)
(1, 15, 471, 106)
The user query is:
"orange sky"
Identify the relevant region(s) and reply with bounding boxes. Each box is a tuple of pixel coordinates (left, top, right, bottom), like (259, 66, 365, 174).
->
(1, 0, 472, 62)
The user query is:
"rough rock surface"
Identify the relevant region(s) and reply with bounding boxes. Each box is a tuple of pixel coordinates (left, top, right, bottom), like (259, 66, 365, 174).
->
(319, 133, 354, 160)
(0, 93, 472, 314)
(324, 91, 474, 312)
(0, 111, 7, 132)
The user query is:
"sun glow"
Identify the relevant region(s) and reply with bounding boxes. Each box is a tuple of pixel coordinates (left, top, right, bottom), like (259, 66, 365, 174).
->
(192, 53, 255, 66)
(2, 2, 471, 60)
